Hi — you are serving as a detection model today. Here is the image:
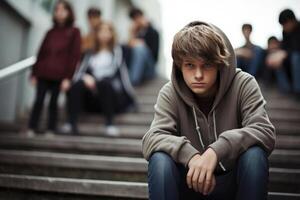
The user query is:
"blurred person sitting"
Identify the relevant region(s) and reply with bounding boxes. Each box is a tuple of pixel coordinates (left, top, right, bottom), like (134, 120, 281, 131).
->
(81, 7, 102, 53)
(235, 23, 264, 76)
(63, 22, 136, 136)
(27, 0, 81, 137)
(279, 9, 300, 96)
(264, 36, 291, 93)
(127, 7, 159, 86)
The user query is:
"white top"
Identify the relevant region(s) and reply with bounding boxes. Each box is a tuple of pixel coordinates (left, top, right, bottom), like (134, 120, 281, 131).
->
(88, 50, 116, 80)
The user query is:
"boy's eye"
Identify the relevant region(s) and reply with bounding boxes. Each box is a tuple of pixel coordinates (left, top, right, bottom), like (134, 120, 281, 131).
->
(185, 63, 194, 68)
(203, 63, 214, 69)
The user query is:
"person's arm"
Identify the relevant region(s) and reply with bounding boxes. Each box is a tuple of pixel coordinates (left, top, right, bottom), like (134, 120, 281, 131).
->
(31, 31, 50, 78)
(146, 28, 159, 62)
(61, 28, 81, 91)
(142, 83, 199, 166)
(65, 28, 81, 79)
(209, 76, 276, 163)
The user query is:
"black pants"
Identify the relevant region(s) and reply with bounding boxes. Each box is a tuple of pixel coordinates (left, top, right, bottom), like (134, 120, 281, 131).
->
(67, 78, 117, 130)
(29, 78, 61, 131)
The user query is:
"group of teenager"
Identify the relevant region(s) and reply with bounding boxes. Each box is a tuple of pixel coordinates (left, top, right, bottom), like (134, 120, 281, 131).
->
(236, 9, 300, 96)
(27, 0, 159, 137)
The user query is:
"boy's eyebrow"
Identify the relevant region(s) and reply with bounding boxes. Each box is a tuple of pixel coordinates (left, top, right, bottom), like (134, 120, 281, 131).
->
(182, 57, 205, 63)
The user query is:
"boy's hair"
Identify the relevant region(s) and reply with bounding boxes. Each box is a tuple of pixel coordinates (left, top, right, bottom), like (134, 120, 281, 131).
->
(242, 23, 252, 32)
(279, 9, 296, 25)
(172, 22, 230, 68)
(129, 7, 143, 19)
(87, 7, 101, 18)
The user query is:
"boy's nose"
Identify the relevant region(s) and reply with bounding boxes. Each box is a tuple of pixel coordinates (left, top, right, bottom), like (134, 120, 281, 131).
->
(195, 68, 203, 80)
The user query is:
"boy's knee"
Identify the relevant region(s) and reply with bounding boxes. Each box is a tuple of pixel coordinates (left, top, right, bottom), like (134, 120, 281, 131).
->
(239, 146, 268, 170)
(149, 152, 177, 176)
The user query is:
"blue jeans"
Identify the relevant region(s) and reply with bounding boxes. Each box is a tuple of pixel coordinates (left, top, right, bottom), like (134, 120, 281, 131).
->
(291, 51, 300, 94)
(129, 43, 156, 86)
(274, 67, 291, 93)
(237, 46, 264, 77)
(148, 146, 269, 200)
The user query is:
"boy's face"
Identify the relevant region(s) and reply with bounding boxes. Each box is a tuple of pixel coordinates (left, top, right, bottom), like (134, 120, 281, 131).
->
(181, 57, 218, 98)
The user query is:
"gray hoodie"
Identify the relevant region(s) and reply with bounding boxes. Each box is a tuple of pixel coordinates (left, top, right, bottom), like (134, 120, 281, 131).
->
(142, 22, 276, 173)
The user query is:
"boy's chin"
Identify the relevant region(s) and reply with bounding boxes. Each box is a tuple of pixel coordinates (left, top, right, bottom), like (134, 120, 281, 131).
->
(191, 88, 209, 97)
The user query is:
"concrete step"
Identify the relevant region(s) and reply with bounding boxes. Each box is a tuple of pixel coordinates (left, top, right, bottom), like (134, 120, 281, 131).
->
(0, 149, 299, 191)
(270, 149, 300, 168)
(0, 174, 148, 199)
(0, 134, 142, 157)
(0, 134, 299, 156)
(0, 174, 300, 200)
(269, 168, 300, 193)
(0, 150, 146, 182)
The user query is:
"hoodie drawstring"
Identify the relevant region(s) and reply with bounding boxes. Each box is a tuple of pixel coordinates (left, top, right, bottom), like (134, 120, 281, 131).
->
(192, 106, 226, 172)
(193, 106, 205, 148)
(213, 111, 227, 172)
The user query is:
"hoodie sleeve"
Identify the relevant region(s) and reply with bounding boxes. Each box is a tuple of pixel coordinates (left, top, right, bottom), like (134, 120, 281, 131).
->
(209, 77, 276, 163)
(142, 83, 199, 167)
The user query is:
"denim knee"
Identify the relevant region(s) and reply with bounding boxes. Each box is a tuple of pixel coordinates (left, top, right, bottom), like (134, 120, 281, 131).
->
(148, 152, 178, 178)
(238, 146, 269, 180)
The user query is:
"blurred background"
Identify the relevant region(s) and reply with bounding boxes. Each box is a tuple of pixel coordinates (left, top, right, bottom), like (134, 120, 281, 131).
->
(0, 0, 300, 199)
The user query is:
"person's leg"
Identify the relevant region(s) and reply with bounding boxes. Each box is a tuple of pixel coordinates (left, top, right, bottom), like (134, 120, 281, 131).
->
(148, 152, 203, 200)
(28, 79, 49, 131)
(47, 80, 61, 131)
(129, 44, 154, 86)
(95, 79, 116, 126)
(67, 80, 86, 132)
(248, 46, 265, 76)
(275, 67, 292, 93)
(143, 53, 156, 81)
(148, 152, 181, 200)
(291, 51, 300, 94)
(236, 146, 269, 200)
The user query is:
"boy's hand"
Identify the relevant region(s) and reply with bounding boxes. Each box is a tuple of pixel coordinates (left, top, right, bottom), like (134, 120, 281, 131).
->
(187, 148, 218, 195)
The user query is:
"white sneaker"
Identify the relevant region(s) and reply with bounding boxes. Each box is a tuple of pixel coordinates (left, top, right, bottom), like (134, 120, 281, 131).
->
(60, 123, 72, 134)
(45, 130, 55, 138)
(105, 125, 120, 137)
(25, 130, 35, 138)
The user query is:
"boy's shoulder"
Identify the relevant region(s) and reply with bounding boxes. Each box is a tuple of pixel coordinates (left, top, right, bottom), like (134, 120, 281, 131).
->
(232, 69, 256, 87)
(159, 81, 176, 96)
(231, 69, 262, 95)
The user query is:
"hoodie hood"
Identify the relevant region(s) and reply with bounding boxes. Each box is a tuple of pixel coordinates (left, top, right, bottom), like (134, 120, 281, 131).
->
(171, 21, 238, 111)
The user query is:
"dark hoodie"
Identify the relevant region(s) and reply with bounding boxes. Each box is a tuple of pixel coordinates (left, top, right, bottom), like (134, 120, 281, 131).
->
(142, 22, 276, 174)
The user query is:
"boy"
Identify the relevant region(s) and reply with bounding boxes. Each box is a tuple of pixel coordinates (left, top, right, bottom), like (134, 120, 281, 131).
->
(142, 21, 275, 200)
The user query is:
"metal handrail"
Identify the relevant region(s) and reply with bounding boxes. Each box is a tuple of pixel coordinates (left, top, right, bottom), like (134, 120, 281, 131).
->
(0, 56, 36, 81)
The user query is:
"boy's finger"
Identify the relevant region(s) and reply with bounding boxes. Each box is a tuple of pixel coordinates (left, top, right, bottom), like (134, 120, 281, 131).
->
(197, 169, 206, 193)
(192, 169, 200, 192)
(203, 171, 213, 195)
(186, 168, 194, 189)
(208, 175, 216, 194)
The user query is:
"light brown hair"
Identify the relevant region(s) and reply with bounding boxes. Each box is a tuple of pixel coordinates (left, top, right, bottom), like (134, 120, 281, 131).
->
(94, 22, 117, 52)
(172, 22, 230, 68)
